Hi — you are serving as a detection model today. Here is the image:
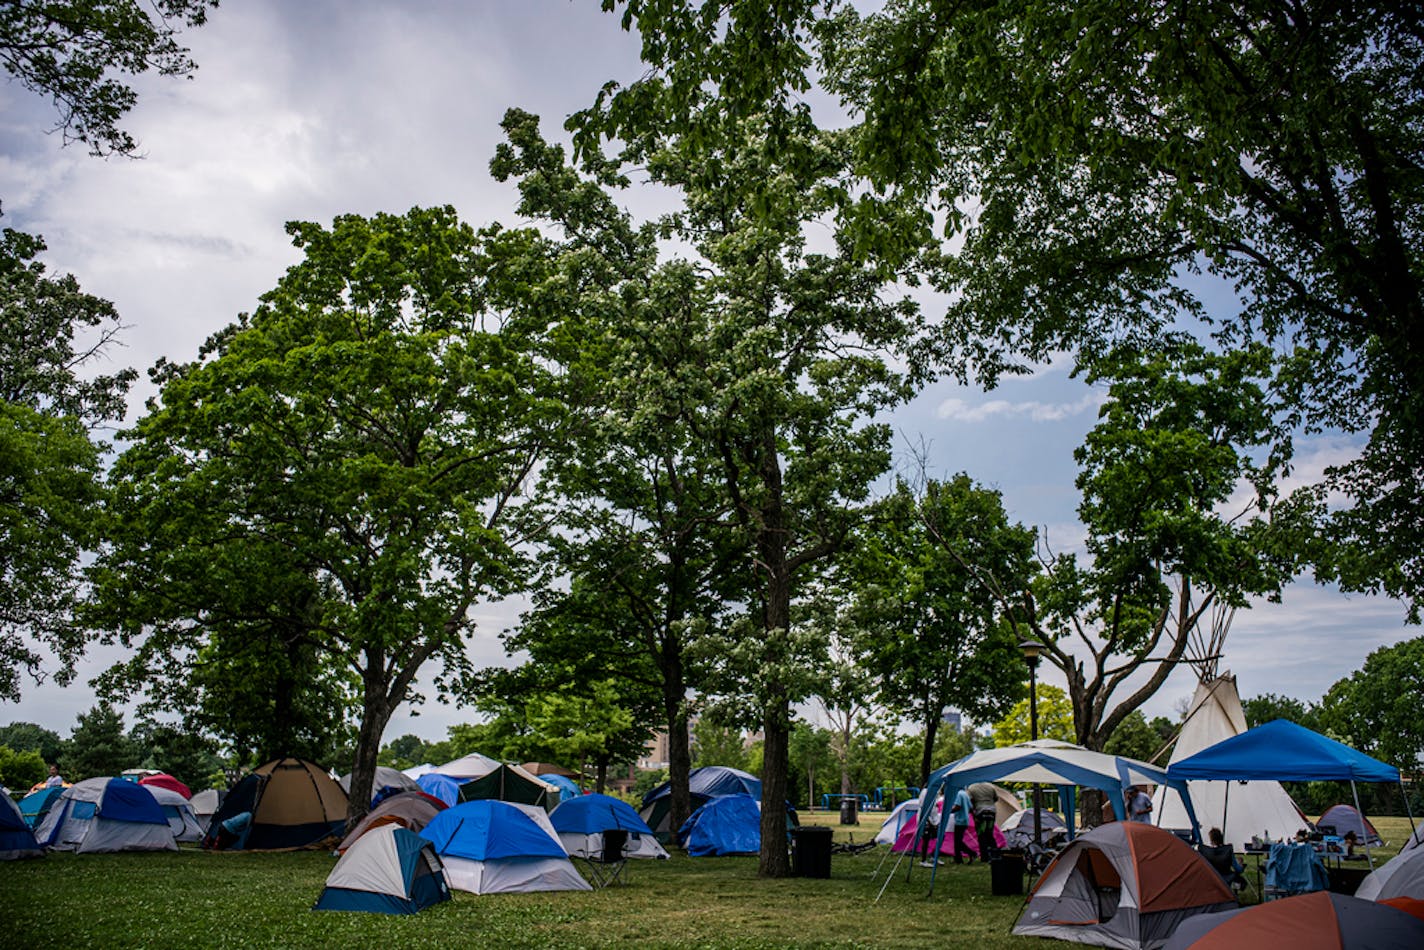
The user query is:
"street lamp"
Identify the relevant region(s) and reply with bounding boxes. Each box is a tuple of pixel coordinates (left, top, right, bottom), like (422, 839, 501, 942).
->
(1019, 639, 1045, 855)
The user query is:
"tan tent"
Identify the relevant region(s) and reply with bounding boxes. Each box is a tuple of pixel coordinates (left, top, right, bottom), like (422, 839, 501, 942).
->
(203, 757, 348, 851)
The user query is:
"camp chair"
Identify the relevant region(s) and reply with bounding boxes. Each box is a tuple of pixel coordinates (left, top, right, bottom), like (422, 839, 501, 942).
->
(1199, 842, 1254, 899)
(581, 829, 629, 888)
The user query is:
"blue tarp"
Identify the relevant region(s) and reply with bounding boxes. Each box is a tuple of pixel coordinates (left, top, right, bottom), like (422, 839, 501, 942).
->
(541, 774, 580, 802)
(419, 800, 566, 862)
(1168, 720, 1400, 784)
(550, 793, 653, 836)
(677, 793, 761, 857)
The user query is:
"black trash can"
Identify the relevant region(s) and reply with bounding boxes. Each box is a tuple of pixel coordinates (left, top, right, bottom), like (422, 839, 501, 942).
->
(791, 826, 833, 878)
(838, 797, 859, 825)
(991, 851, 1026, 896)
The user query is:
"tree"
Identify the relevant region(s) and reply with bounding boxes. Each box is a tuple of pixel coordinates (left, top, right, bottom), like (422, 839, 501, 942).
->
(62, 703, 136, 779)
(1242, 693, 1321, 731)
(992, 685, 1076, 748)
(0, 722, 65, 764)
(787, 721, 834, 808)
(90, 207, 555, 818)
(1319, 637, 1424, 774)
(854, 478, 1036, 784)
(1103, 711, 1167, 764)
(0, 0, 219, 157)
(817, 1, 1424, 618)
(691, 719, 750, 772)
(129, 720, 223, 790)
(0, 227, 135, 702)
(0, 745, 45, 791)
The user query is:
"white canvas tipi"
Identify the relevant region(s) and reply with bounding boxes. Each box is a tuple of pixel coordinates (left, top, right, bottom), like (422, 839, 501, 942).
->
(1153, 671, 1307, 845)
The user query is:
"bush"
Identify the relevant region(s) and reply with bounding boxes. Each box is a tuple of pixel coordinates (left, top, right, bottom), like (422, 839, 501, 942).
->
(0, 745, 46, 792)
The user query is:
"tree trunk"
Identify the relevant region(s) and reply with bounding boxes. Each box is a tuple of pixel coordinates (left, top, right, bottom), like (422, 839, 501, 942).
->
(348, 677, 393, 824)
(760, 699, 791, 877)
(595, 755, 608, 794)
(920, 714, 941, 788)
(663, 649, 694, 834)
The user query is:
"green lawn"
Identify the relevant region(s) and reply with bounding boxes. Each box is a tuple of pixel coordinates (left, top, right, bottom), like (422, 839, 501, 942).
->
(5, 812, 1415, 949)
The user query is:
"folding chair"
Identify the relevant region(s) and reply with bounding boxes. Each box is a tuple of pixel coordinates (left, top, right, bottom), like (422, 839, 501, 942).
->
(582, 828, 629, 887)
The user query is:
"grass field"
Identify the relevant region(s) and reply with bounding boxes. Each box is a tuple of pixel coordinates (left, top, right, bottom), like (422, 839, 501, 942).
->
(5, 812, 1416, 949)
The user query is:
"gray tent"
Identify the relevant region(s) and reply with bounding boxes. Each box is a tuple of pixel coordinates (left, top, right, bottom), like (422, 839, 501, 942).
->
(1014, 822, 1236, 949)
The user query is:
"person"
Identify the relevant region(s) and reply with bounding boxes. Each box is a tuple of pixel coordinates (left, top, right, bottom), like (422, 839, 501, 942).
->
(1127, 785, 1153, 822)
(919, 792, 942, 866)
(212, 810, 252, 850)
(949, 786, 974, 864)
(1343, 831, 1358, 857)
(1199, 827, 1247, 892)
(44, 763, 64, 788)
(968, 781, 999, 860)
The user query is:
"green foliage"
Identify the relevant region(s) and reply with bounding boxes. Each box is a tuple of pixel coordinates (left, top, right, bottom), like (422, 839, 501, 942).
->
(379, 734, 436, 771)
(0, 721, 66, 764)
(128, 722, 223, 790)
(0, 227, 134, 702)
(1241, 693, 1321, 731)
(991, 685, 1076, 748)
(61, 704, 136, 780)
(525, 679, 645, 775)
(90, 206, 555, 809)
(1103, 711, 1167, 764)
(1318, 637, 1424, 773)
(691, 719, 750, 772)
(0, 0, 219, 156)
(0, 745, 46, 791)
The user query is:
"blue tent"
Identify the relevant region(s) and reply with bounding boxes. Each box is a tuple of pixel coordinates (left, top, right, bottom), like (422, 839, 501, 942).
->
(420, 800, 567, 861)
(1168, 720, 1399, 783)
(677, 793, 761, 857)
(416, 773, 462, 807)
(640, 766, 762, 839)
(18, 786, 64, 828)
(551, 793, 652, 836)
(314, 824, 450, 914)
(1, 793, 42, 860)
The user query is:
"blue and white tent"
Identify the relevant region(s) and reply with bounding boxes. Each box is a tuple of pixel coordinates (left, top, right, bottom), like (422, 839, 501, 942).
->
(551, 793, 668, 860)
(677, 793, 762, 857)
(416, 773, 462, 807)
(34, 777, 177, 853)
(314, 824, 450, 914)
(419, 799, 590, 894)
(18, 786, 63, 828)
(0, 792, 42, 860)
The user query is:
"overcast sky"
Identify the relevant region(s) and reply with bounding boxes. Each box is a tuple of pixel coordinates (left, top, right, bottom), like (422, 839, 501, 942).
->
(1, 1, 1413, 747)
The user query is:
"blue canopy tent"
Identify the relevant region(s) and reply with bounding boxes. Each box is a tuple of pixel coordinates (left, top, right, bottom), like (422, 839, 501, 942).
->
(911, 740, 1201, 897)
(1167, 719, 1418, 869)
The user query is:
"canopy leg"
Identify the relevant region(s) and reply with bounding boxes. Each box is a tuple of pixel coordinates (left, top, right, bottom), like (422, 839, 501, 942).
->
(1350, 780, 1375, 871)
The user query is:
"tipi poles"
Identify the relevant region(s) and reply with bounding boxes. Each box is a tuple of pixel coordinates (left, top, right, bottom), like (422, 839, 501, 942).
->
(875, 848, 908, 903)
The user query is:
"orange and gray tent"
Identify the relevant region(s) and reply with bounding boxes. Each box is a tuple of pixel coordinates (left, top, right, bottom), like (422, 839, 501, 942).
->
(204, 757, 348, 851)
(1014, 822, 1236, 949)
(1162, 891, 1424, 949)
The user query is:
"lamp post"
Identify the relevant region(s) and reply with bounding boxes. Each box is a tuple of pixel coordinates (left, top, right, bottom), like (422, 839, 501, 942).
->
(1020, 639, 1045, 853)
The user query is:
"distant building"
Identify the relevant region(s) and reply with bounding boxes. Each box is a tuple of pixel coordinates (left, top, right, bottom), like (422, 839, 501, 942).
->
(638, 730, 671, 771)
(942, 711, 963, 733)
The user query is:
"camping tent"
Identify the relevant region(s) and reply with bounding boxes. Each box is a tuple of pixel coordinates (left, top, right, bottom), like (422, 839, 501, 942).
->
(1152, 674, 1307, 845)
(190, 789, 221, 829)
(551, 793, 668, 860)
(416, 773, 462, 807)
(338, 767, 420, 806)
(435, 752, 500, 779)
(418, 799, 591, 894)
(338, 791, 446, 853)
(640, 766, 761, 838)
(203, 757, 348, 851)
(0, 792, 42, 860)
(1002, 807, 1068, 851)
(1163, 890, 1424, 949)
(402, 763, 439, 780)
(35, 777, 178, 853)
(876, 798, 919, 846)
(146, 785, 205, 842)
(1356, 845, 1424, 902)
(1317, 803, 1383, 845)
(314, 824, 451, 914)
(457, 764, 559, 811)
(677, 793, 762, 857)
(1014, 821, 1237, 949)
(138, 773, 192, 799)
(520, 762, 579, 778)
(540, 774, 581, 803)
(889, 798, 1006, 859)
(18, 786, 64, 828)
(1168, 719, 1418, 868)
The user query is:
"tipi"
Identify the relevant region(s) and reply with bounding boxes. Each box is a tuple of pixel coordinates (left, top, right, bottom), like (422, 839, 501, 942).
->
(1152, 608, 1306, 844)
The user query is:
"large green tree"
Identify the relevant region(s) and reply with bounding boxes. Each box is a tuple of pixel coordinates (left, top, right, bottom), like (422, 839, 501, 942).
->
(0, 227, 135, 702)
(819, 0, 1424, 618)
(0, 0, 219, 157)
(1319, 637, 1424, 774)
(852, 477, 1035, 784)
(90, 206, 556, 818)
